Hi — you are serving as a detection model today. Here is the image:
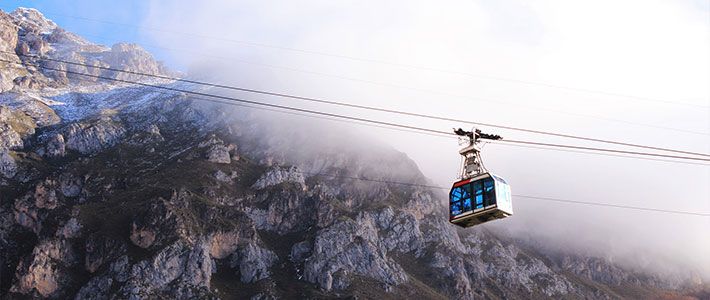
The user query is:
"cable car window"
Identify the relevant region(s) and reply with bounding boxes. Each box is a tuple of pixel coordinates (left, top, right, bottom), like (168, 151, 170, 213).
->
(463, 197, 472, 211)
(450, 183, 471, 216)
(473, 181, 483, 209)
(484, 178, 496, 206)
(473, 181, 483, 195)
(451, 202, 462, 216)
(450, 185, 470, 203)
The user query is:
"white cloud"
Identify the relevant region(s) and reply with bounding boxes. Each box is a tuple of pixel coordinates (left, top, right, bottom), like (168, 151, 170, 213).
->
(142, 0, 710, 277)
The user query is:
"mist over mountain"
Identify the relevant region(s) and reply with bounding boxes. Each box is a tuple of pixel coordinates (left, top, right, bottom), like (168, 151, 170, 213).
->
(0, 7, 708, 299)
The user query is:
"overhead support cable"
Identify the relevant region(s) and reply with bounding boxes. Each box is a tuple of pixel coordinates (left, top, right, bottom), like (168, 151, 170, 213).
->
(489, 140, 710, 162)
(7, 51, 710, 158)
(1, 60, 708, 216)
(177, 94, 710, 166)
(298, 171, 710, 217)
(3, 58, 710, 164)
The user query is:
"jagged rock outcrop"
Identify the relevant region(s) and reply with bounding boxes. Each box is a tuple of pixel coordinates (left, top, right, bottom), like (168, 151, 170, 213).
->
(0, 105, 36, 150)
(10, 238, 77, 298)
(304, 217, 408, 291)
(209, 231, 242, 259)
(0, 148, 17, 178)
(213, 170, 238, 183)
(207, 144, 231, 164)
(101, 43, 169, 80)
(118, 241, 213, 299)
(33, 179, 59, 210)
(0, 122, 24, 150)
(252, 166, 306, 190)
(10, 7, 58, 33)
(198, 135, 236, 164)
(229, 242, 278, 283)
(38, 133, 65, 158)
(63, 116, 126, 154)
(14, 194, 43, 234)
(0, 11, 22, 92)
(0, 93, 61, 127)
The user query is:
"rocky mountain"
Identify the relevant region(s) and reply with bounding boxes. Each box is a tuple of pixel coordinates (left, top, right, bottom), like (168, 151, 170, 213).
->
(0, 7, 707, 299)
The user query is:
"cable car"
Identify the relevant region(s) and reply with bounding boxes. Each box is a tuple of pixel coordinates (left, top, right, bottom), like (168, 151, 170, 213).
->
(450, 128, 513, 228)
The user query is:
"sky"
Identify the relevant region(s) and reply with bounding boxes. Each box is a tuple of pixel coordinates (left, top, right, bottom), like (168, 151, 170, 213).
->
(0, 1, 164, 64)
(3, 0, 710, 278)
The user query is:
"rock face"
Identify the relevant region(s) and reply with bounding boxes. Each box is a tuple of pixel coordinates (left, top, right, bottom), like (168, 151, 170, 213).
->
(63, 117, 126, 154)
(0, 11, 22, 92)
(199, 135, 236, 164)
(304, 217, 408, 291)
(101, 43, 169, 81)
(0, 105, 36, 150)
(0, 149, 17, 178)
(10, 238, 77, 298)
(0, 7, 706, 300)
(252, 166, 305, 190)
(230, 242, 278, 283)
(40, 133, 65, 158)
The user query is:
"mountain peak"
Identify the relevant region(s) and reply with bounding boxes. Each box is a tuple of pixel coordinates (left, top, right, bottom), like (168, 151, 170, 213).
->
(0, 8, 169, 93)
(10, 7, 57, 33)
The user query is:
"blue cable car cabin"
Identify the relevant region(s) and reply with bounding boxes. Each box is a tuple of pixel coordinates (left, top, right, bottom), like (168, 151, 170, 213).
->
(449, 173, 512, 228)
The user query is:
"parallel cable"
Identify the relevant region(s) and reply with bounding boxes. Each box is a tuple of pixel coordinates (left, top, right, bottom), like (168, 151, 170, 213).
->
(1, 60, 708, 216)
(485, 142, 710, 166)
(11, 8, 709, 109)
(9, 51, 710, 140)
(175, 95, 456, 139)
(8, 51, 710, 158)
(298, 171, 710, 217)
(4, 58, 710, 163)
(145, 90, 710, 166)
(6, 9, 710, 137)
(33, 32, 710, 139)
(490, 140, 710, 162)
(0, 58, 450, 136)
(180, 95, 710, 166)
(510, 195, 710, 217)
